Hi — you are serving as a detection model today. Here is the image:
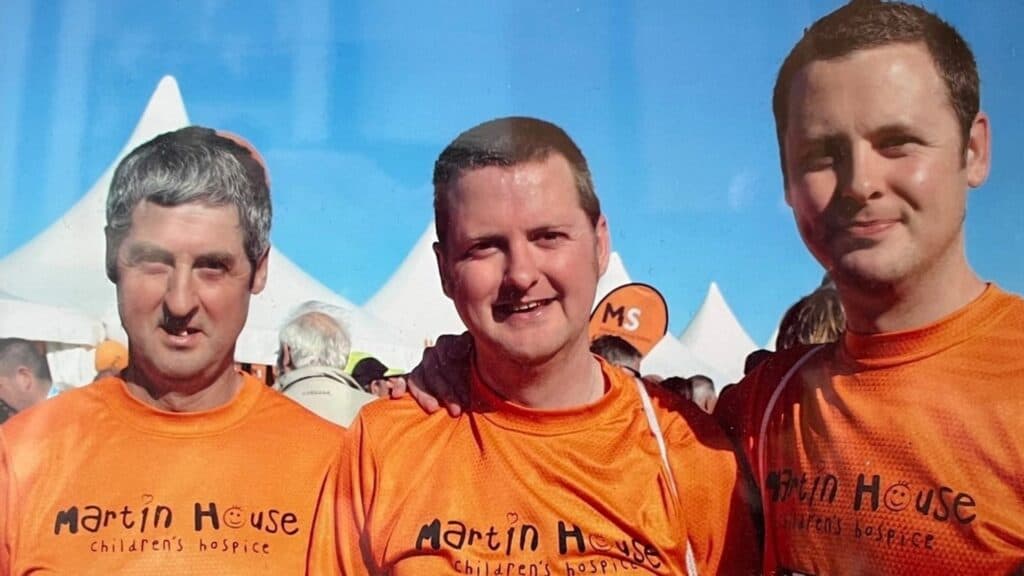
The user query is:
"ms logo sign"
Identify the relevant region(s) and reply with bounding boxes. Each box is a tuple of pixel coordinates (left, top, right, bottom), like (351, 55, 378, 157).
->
(588, 283, 668, 356)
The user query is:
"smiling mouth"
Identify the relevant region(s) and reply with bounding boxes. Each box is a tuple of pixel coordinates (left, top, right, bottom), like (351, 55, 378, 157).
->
(160, 325, 203, 347)
(494, 298, 555, 320)
(830, 218, 901, 241)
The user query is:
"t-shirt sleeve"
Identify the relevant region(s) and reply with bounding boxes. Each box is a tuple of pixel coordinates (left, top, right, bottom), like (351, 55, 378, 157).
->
(305, 443, 344, 576)
(336, 415, 377, 576)
(0, 431, 15, 575)
(665, 400, 761, 575)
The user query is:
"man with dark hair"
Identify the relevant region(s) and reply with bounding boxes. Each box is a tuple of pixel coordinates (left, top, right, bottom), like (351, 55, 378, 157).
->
(589, 334, 643, 375)
(339, 117, 757, 575)
(716, 1, 1024, 573)
(0, 127, 343, 574)
(0, 338, 52, 424)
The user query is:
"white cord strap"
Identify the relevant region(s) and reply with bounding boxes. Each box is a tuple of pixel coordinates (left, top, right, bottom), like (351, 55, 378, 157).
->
(634, 377, 698, 576)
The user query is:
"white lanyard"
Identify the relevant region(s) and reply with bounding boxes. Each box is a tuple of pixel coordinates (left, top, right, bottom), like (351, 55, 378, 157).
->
(633, 376, 698, 576)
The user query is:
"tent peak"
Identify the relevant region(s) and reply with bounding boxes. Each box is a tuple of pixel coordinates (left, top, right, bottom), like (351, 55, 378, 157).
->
(126, 76, 189, 151)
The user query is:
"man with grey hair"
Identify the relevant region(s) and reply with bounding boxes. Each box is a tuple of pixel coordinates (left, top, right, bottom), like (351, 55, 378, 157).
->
(0, 338, 52, 425)
(0, 126, 343, 574)
(276, 308, 374, 426)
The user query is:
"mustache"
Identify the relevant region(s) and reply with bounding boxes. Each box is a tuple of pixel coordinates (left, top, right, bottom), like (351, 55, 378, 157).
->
(160, 308, 198, 333)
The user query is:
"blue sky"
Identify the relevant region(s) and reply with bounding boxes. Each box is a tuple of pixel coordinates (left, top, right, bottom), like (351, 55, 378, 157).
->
(1, 0, 1021, 344)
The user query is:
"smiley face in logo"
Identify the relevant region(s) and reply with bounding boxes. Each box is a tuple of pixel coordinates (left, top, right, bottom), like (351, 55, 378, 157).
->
(223, 506, 245, 529)
(884, 481, 912, 512)
(588, 534, 610, 551)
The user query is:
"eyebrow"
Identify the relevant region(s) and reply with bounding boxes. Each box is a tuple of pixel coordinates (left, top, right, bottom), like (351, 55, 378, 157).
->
(124, 244, 237, 269)
(193, 252, 237, 269)
(125, 243, 173, 266)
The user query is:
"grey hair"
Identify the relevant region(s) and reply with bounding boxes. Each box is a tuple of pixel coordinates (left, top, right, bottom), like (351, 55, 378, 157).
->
(105, 126, 271, 281)
(0, 338, 52, 386)
(279, 311, 352, 370)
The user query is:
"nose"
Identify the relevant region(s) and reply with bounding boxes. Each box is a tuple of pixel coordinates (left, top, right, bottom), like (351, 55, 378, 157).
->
(503, 238, 540, 293)
(839, 141, 883, 203)
(163, 267, 199, 319)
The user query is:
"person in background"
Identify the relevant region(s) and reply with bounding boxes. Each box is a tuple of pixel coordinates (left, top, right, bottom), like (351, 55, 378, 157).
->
(276, 309, 375, 426)
(0, 338, 52, 425)
(687, 374, 716, 414)
(589, 333, 643, 376)
(92, 339, 129, 381)
(774, 275, 844, 350)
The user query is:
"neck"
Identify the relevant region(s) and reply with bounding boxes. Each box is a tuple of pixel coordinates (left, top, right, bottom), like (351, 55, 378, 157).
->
(122, 359, 243, 413)
(839, 246, 985, 334)
(475, 339, 604, 410)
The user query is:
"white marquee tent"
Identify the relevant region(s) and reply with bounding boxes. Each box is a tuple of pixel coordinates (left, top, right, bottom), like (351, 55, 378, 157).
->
(677, 282, 759, 384)
(0, 76, 423, 370)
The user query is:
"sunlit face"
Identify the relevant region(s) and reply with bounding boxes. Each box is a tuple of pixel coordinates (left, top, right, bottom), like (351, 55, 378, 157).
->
(435, 154, 610, 368)
(783, 43, 989, 291)
(113, 201, 267, 388)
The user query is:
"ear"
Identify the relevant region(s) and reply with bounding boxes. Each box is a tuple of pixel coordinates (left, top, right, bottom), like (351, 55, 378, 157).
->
(965, 111, 991, 188)
(250, 248, 270, 295)
(433, 241, 454, 299)
(104, 226, 120, 284)
(281, 345, 292, 370)
(14, 366, 35, 393)
(594, 215, 610, 277)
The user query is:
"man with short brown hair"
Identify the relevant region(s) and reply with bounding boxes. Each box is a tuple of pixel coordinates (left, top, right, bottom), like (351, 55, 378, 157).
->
(340, 117, 758, 575)
(716, 2, 1024, 573)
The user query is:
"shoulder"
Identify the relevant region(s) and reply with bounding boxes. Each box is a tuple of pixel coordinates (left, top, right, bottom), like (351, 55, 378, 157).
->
(644, 383, 734, 453)
(352, 394, 447, 443)
(714, 345, 827, 438)
(987, 284, 1024, 327)
(2, 380, 110, 446)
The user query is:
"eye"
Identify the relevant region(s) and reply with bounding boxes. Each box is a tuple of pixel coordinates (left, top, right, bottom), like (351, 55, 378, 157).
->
(799, 143, 841, 173)
(878, 135, 920, 157)
(534, 230, 567, 246)
(464, 241, 498, 259)
(196, 261, 229, 279)
(139, 261, 170, 275)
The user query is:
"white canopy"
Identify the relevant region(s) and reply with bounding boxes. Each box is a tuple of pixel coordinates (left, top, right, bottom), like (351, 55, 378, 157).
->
(677, 282, 758, 384)
(0, 76, 422, 369)
(0, 290, 104, 346)
(363, 223, 467, 345)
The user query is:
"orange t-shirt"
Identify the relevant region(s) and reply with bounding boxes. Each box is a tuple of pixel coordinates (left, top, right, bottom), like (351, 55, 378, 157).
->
(338, 358, 759, 575)
(716, 284, 1024, 575)
(0, 373, 344, 575)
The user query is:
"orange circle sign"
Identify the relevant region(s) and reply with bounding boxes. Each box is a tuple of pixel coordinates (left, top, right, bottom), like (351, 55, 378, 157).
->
(589, 283, 668, 357)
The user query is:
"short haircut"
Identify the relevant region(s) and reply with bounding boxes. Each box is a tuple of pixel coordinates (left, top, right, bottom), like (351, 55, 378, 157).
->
(772, 0, 980, 182)
(279, 311, 352, 370)
(433, 116, 600, 246)
(0, 338, 51, 385)
(105, 126, 271, 281)
(589, 335, 642, 369)
(776, 284, 846, 351)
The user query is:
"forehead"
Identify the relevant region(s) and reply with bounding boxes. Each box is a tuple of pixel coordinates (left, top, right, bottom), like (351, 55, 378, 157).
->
(446, 155, 581, 224)
(785, 42, 952, 135)
(122, 201, 245, 249)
